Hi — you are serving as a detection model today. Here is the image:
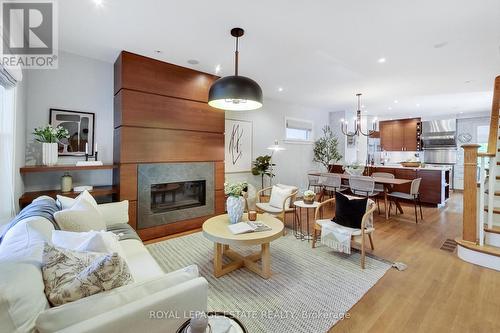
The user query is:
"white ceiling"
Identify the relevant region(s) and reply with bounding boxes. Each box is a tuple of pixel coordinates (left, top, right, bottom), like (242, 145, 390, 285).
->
(59, 0, 500, 118)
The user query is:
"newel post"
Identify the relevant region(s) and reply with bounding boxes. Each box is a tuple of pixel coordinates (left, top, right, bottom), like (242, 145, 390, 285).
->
(462, 144, 480, 243)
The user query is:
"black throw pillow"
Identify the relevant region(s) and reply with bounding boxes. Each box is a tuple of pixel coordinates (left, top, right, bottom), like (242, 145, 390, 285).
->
(332, 192, 368, 229)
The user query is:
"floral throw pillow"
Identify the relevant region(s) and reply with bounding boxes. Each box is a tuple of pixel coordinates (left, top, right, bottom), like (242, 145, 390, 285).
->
(41, 244, 133, 306)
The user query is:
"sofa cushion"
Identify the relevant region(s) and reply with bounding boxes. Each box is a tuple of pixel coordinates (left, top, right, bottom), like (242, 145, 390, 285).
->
(52, 230, 125, 259)
(56, 190, 98, 210)
(98, 201, 129, 225)
(0, 218, 52, 264)
(120, 239, 164, 281)
(0, 262, 50, 333)
(42, 244, 133, 306)
(54, 195, 106, 232)
(35, 265, 199, 333)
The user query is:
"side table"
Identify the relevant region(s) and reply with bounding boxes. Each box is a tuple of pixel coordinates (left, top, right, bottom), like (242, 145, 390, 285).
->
(293, 200, 320, 241)
(176, 312, 247, 333)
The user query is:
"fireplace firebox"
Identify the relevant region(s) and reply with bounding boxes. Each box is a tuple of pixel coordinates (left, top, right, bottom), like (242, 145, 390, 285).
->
(151, 180, 206, 214)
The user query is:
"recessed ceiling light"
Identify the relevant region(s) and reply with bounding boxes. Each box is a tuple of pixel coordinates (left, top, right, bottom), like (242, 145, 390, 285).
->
(278, 87, 283, 92)
(154, 50, 162, 54)
(215, 64, 221, 74)
(361, 104, 365, 108)
(459, 111, 464, 114)
(416, 103, 420, 107)
(377, 57, 386, 63)
(93, 0, 104, 7)
(187, 59, 199, 65)
(464, 80, 472, 84)
(388, 106, 392, 110)
(393, 100, 399, 104)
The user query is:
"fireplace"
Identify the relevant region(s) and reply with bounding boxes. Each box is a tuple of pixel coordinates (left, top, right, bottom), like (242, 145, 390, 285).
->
(137, 162, 214, 229)
(150, 180, 206, 213)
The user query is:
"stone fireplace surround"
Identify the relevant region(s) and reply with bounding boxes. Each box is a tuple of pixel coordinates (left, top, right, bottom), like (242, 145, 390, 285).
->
(137, 162, 215, 229)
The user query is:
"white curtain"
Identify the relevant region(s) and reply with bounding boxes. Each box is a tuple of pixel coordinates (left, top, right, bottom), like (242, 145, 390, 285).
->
(0, 85, 16, 224)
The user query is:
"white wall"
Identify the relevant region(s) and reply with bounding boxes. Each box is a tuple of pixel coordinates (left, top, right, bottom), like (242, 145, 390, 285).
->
(225, 98, 330, 193)
(24, 51, 114, 191)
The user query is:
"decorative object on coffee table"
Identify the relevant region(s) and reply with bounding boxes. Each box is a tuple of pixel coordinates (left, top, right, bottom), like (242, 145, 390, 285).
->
(302, 190, 316, 204)
(247, 210, 257, 221)
(49, 108, 95, 157)
(202, 213, 283, 279)
(177, 312, 248, 333)
(33, 125, 70, 166)
(224, 181, 248, 224)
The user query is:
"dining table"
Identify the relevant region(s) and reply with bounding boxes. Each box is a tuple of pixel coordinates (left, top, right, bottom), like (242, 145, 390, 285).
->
(309, 172, 413, 220)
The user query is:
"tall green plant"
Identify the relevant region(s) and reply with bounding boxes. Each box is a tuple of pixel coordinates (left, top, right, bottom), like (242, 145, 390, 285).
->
(313, 125, 342, 170)
(251, 155, 275, 189)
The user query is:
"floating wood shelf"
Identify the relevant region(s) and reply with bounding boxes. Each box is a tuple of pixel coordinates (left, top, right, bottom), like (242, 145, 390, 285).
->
(20, 164, 118, 173)
(19, 185, 118, 208)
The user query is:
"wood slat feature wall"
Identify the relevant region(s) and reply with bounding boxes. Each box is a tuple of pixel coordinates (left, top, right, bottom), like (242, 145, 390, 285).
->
(114, 51, 224, 240)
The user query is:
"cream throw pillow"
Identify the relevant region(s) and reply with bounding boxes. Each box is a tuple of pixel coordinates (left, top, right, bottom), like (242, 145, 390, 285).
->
(51, 230, 126, 259)
(57, 190, 98, 210)
(42, 244, 133, 306)
(54, 195, 106, 232)
(269, 185, 293, 209)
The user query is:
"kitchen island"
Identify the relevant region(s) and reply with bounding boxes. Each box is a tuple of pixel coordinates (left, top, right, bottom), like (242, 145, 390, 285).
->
(329, 164, 451, 206)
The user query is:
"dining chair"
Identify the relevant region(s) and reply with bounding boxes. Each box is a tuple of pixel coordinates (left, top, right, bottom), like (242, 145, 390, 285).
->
(388, 178, 423, 223)
(372, 172, 394, 214)
(348, 175, 381, 197)
(307, 170, 321, 192)
(318, 173, 346, 200)
(311, 197, 377, 269)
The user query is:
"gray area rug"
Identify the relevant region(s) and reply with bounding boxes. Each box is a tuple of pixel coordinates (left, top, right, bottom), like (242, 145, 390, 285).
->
(147, 232, 390, 333)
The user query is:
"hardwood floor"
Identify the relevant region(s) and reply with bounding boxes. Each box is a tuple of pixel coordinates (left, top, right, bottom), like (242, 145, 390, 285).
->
(327, 193, 500, 333)
(146, 193, 500, 332)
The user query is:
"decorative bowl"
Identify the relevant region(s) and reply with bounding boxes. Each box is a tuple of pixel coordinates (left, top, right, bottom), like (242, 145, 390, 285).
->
(303, 196, 315, 204)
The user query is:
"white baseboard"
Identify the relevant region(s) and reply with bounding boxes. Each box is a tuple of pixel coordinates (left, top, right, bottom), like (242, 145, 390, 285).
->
(457, 244, 500, 271)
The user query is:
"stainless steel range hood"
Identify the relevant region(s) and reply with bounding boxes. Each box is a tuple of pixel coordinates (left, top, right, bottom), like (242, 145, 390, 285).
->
(421, 119, 457, 149)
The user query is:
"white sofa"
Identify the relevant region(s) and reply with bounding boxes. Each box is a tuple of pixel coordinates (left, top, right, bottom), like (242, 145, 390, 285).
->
(0, 197, 208, 333)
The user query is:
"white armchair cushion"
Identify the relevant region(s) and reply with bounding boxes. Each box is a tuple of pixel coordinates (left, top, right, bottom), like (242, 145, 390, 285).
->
(268, 186, 293, 209)
(36, 265, 200, 333)
(54, 195, 106, 232)
(0, 262, 49, 333)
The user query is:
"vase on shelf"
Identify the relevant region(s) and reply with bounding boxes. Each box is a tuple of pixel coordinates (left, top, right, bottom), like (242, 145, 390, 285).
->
(42, 142, 58, 166)
(226, 196, 245, 224)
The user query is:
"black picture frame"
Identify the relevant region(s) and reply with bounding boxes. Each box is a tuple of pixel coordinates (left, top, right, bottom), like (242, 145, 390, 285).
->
(49, 108, 96, 156)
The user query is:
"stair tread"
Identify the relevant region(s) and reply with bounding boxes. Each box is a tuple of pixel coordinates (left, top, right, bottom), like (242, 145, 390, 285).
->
(484, 206, 500, 214)
(456, 238, 500, 257)
(484, 225, 500, 234)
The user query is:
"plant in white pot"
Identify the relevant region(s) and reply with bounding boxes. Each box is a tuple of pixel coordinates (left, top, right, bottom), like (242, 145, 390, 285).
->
(33, 125, 69, 166)
(224, 181, 248, 224)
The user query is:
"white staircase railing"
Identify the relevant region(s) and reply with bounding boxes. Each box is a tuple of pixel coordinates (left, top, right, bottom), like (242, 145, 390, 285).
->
(478, 155, 496, 246)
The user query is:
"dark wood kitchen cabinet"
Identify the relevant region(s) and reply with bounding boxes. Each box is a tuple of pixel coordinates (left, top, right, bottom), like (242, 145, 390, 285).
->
(380, 118, 420, 151)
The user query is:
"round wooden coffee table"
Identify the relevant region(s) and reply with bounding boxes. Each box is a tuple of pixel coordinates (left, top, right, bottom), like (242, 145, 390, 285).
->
(202, 214, 284, 279)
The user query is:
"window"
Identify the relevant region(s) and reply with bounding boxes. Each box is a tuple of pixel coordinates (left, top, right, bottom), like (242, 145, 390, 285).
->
(285, 117, 313, 142)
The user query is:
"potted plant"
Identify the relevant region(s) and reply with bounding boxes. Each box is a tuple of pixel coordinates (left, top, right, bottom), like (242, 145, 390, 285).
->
(303, 190, 316, 204)
(33, 125, 70, 166)
(313, 125, 342, 171)
(251, 155, 275, 189)
(224, 181, 248, 224)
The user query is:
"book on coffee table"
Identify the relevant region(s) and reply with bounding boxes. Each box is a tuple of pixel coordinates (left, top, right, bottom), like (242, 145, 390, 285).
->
(228, 221, 272, 235)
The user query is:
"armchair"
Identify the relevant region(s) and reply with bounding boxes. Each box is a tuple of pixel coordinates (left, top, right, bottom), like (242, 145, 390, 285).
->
(255, 184, 298, 225)
(311, 197, 377, 269)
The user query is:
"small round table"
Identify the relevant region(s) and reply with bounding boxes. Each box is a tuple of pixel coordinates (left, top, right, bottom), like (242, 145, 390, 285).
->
(293, 200, 320, 241)
(202, 214, 284, 279)
(176, 312, 247, 333)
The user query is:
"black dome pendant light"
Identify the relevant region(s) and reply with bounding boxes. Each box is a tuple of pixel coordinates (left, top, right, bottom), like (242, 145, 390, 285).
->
(208, 28, 263, 111)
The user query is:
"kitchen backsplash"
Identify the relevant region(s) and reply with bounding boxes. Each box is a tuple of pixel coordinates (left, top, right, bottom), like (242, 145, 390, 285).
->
(381, 151, 423, 164)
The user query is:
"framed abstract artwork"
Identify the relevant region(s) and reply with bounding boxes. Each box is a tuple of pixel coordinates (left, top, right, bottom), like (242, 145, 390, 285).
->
(225, 119, 253, 173)
(49, 109, 95, 156)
